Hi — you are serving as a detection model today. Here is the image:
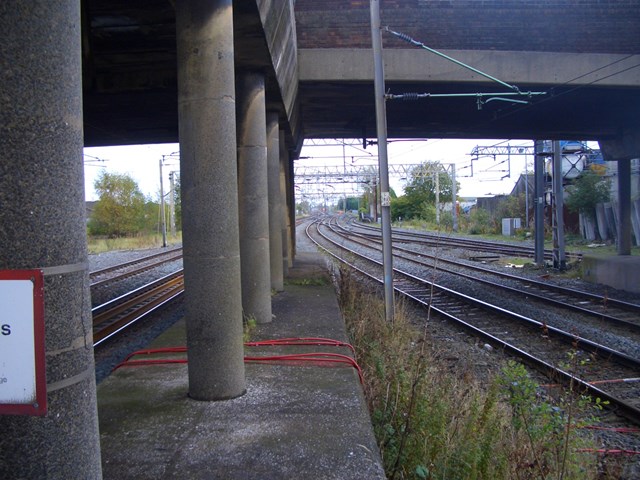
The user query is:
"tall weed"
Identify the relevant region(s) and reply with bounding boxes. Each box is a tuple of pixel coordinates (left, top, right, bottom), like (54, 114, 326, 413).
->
(337, 266, 600, 479)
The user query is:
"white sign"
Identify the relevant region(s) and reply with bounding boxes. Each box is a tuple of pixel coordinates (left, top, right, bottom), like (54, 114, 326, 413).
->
(0, 270, 46, 416)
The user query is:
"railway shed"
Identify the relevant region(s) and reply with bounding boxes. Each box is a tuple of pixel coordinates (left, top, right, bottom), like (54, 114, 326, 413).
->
(1, 0, 640, 476)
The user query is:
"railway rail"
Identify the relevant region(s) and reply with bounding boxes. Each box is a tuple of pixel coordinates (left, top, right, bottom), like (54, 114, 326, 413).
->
(307, 217, 640, 424)
(92, 270, 184, 347)
(327, 216, 640, 336)
(90, 247, 183, 289)
(349, 217, 582, 261)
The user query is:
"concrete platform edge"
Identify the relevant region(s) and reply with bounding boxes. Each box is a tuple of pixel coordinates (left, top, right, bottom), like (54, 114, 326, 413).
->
(97, 249, 386, 480)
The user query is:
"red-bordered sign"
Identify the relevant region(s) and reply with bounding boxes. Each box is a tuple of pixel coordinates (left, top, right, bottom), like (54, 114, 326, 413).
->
(0, 270, 46, 416)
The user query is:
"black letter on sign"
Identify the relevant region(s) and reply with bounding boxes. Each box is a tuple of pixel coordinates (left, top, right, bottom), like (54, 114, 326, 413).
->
(1, 324, 10, 335)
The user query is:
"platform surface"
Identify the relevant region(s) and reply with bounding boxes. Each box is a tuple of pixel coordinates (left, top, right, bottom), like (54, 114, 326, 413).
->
(582, 253, 640, 294)
(97, 229, 385, 479)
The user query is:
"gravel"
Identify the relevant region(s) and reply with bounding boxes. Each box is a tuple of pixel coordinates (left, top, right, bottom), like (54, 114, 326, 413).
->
(316, 218, 640, 478)
(90, 246, 184, 384)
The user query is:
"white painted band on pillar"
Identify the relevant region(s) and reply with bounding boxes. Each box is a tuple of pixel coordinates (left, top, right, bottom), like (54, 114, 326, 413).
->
(41, 262, 88, 276)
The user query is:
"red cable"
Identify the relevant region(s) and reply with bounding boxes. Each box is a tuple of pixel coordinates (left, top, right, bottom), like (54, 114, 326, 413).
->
(245, 352, 364, 384)
(112, 338, 364, 383)
(122, 346, 186, 362)
(245, 337, 355, 353)
(114, 354, 363, 383)
(113, 358, 187, 370)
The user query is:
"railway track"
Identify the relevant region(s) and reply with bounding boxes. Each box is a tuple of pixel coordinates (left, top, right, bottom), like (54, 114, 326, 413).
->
(92, 270, 184, 347)
(327, 216, 640, 336)
(90, 247, 183, 289)
(348, 216, 582, 261)
(307, 218, 640, 424)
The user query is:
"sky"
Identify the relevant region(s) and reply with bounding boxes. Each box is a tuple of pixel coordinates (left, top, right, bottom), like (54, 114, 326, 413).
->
(83, 138, 536, 203)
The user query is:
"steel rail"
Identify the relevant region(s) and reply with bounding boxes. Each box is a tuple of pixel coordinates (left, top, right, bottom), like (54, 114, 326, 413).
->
(327, 216, 640, 331)
(349, 218, 582, 261)
(307, 219, 640, 425)
(92, 270, 184, 346)
(90, 246, 183, 278)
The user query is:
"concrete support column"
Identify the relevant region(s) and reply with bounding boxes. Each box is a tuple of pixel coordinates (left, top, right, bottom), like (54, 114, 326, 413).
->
(279, 130, 291, 275)
(267, 113, 284, 291)
(288, 153, 297, 261)
(617, 159, 632, 255)
(176, 0, 245, 400)
(236, 72, 272, 324)
(0, 2, 102, 478)
(599, 132, 640, 256)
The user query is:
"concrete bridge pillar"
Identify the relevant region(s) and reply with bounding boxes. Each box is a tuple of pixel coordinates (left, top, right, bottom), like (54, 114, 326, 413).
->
(176, 0, 246, 400)
(0, 1, 102, 478)
(267, 112, 284, 291)
(279, 130, 291, 275)
(287, 154, 297, 262)
(236, 72, 272, 324)
(599, 131, 640, 255)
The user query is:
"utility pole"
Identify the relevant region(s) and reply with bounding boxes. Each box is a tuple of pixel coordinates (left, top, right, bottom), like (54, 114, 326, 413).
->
(370, 0, 394, 323)
(534, 140, 546, 266)
(169, 171, 176, 237)
(451, 163, 458, 232)
(552, 141, 566, 270)
(435, 170, 440, 225)
(159, 158, 167, 247)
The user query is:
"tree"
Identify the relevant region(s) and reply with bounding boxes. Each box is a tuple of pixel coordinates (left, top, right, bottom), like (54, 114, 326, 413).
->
(88, 171, 148, 236)
(392, 161, 458, 221)
(391, 195, 422, 221)
(565, 170, 610, 220)
(172, 173, 182, 230)
(337, 197, 360, 211)
(496, 193, 527, 222)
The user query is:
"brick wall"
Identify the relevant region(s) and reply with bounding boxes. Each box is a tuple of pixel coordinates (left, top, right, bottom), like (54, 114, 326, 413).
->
(295, 0, 640, 54)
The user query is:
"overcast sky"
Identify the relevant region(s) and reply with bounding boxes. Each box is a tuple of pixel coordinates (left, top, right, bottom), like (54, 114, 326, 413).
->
(83, 138, 535, 203)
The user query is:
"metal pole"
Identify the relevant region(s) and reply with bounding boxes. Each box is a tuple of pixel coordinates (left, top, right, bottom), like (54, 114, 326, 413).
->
(435, 169, 440, 225)
(524, 153, 529, 227)
(451, 164, 458, 232)
(159, 158, 167, 247)
(370, 0, 394, 322)
(552, 141, 566, 270)
(534, 140, 545, 265)
(169, 171, 176, 237)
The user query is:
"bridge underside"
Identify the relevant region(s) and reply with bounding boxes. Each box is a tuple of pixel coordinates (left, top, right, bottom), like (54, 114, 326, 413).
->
(84, 79, 640, 147)
(298, 81, 640, 141)
(82, 2, 640, 148)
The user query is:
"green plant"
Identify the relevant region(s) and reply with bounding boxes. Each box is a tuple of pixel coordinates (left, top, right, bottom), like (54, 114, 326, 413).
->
(242, 315, 257, 342)
(338, 265, 602, 480)
(499, 359, 599, 479)
(467, 207, 496, 235)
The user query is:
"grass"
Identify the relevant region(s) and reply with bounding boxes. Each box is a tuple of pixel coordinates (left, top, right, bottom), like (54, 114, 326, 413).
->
(335, 265, 613, 480)
(87, 232, 182, 254)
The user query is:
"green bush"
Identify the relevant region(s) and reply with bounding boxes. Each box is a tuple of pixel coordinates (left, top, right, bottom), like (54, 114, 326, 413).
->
(337, 267, 602, 480)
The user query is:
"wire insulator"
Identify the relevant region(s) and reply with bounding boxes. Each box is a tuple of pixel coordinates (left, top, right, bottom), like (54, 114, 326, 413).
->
(402, 92, 420, 101)
(397, 31, 413, 43)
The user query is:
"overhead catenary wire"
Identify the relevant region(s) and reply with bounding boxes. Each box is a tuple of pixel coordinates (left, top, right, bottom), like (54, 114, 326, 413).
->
(384, 26, 521, 93)
(383, 25, 639, 138)
(382, 26, 547, 108)
(483, 56, 640, 126)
